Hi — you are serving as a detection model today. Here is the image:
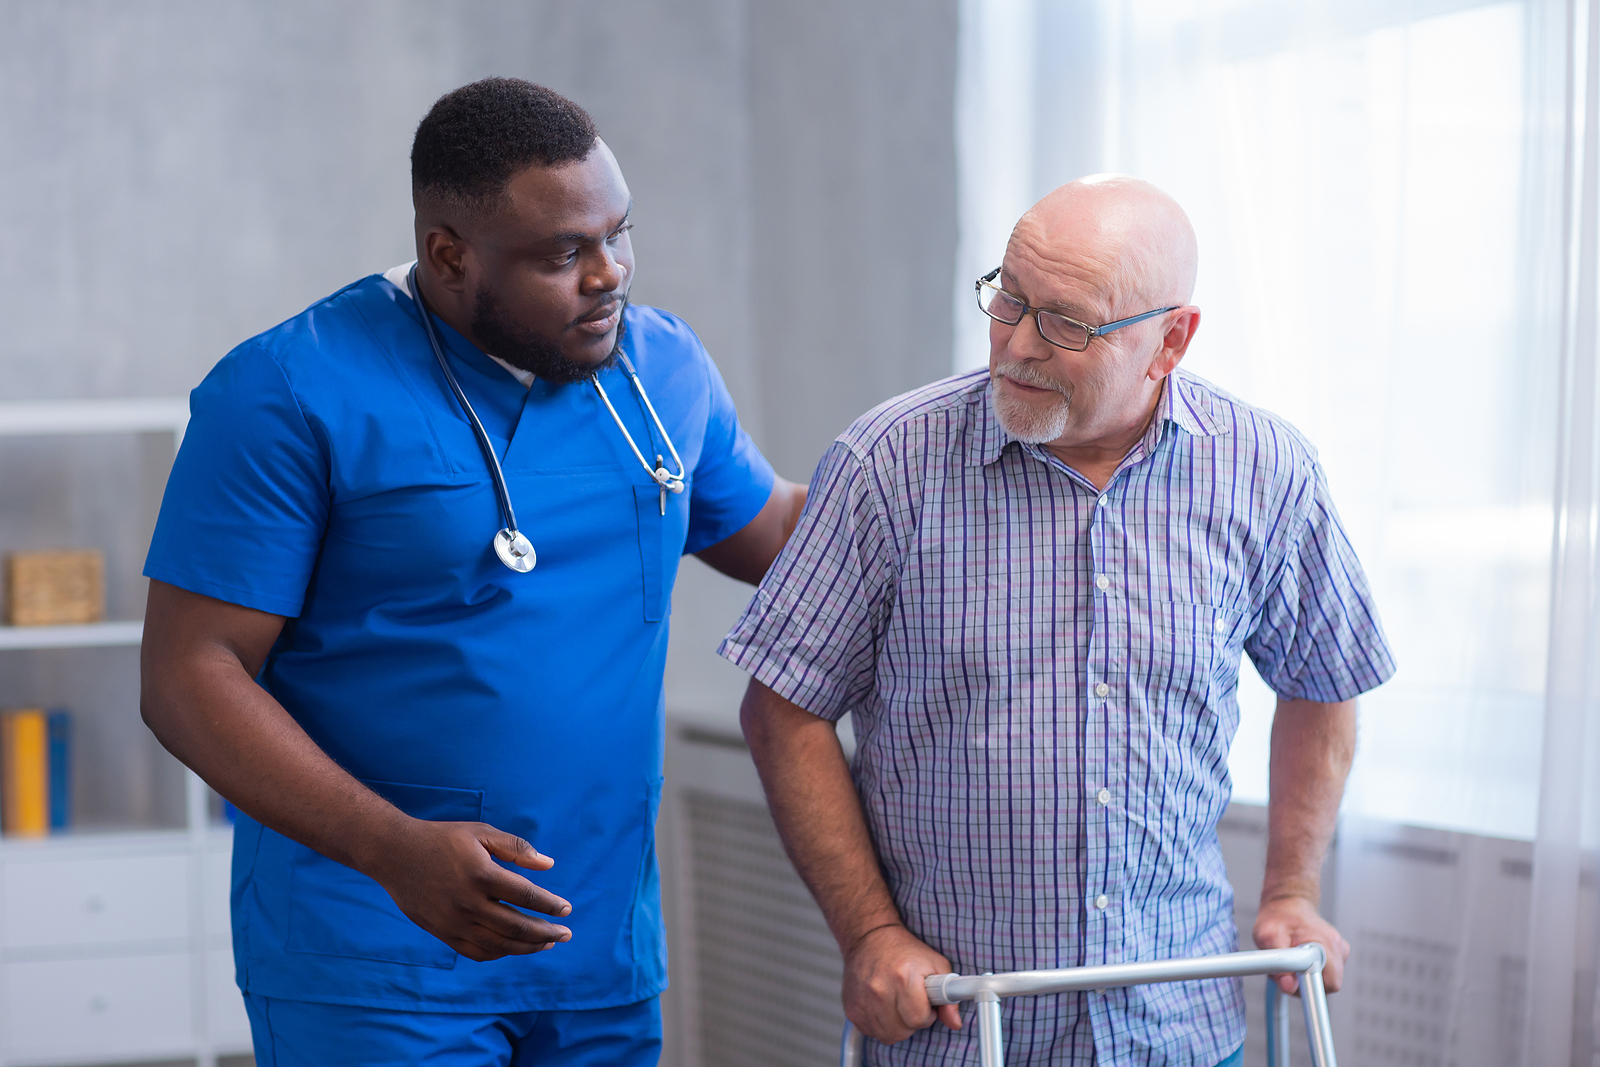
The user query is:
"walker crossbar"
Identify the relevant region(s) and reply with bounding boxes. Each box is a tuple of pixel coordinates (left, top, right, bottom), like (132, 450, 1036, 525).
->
(839, 944, 1336, 1067)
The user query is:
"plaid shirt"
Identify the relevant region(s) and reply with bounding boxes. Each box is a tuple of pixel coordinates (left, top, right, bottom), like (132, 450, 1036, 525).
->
(719, 369, 1395, 1066)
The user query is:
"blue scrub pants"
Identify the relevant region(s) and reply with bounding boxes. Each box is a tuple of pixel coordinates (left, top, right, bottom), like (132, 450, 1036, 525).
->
(244, 993, 661, 1066)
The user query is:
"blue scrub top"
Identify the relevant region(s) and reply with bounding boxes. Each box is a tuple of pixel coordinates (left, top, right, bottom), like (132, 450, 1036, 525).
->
(145, 271, 775, 1011)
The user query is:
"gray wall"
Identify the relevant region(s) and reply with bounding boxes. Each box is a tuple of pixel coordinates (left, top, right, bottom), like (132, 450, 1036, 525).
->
(0, 2, 958, 743)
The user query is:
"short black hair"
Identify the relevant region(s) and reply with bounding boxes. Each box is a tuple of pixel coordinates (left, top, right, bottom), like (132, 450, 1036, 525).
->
(411, 78, 598, 214)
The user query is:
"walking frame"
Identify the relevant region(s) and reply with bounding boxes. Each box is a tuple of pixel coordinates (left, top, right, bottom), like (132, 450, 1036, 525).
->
(839, 943, 1336, 1067)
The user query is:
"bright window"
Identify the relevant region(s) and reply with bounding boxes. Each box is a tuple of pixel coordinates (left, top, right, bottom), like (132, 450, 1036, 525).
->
(959, 0, 1550, 837)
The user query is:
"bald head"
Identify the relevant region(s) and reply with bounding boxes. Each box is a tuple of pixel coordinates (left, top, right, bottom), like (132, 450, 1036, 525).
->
(1011, 175, 1198, 311)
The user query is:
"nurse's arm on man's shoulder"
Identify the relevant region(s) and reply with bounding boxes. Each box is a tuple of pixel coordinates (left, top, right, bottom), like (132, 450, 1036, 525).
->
(695, 477, 808, 584)
(139, 579, 576, 963)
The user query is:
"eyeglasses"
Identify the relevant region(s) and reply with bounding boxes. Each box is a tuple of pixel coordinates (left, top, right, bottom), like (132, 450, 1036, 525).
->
(975, 267, 1179, 352)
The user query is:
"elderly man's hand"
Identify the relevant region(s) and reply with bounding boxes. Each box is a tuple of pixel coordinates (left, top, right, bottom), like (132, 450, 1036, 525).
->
(1253, 894, 1350, 995)
(843, 924, 963, 1044)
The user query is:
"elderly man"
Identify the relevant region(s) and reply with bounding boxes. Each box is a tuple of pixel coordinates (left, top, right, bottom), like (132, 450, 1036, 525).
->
(719, 176, 1394, 1066)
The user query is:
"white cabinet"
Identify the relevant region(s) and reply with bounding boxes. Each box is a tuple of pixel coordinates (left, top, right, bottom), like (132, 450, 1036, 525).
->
(0, 400, 252, 1067)
(3, 954, 195, 1064)
(3, 853, 190, 949)
(0, 833, 247, 1067)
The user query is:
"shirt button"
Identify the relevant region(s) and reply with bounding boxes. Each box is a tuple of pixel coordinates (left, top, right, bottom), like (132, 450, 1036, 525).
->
(1097, 494, 1109, 507)
(1094, 682, 1110, 698)
(1214, 615, 1226, 632)
(1095, 574, 1109, 591)
(1097, 788, 1111, 805)
(1095, 894, 1109, 910)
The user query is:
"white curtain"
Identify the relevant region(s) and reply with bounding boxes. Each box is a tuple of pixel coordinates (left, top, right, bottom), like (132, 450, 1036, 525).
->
(956, 0, 1600, 1061)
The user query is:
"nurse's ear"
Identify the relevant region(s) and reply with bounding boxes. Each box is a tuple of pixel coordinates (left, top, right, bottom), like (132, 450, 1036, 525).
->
(419, 223, 472, 294)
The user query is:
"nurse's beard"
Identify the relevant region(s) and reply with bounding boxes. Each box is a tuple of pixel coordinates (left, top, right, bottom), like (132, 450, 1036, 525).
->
(471, 286, 626, 385)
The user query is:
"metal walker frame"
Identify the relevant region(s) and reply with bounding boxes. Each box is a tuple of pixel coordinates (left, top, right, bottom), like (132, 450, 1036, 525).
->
(839, 944, 1336, 1067)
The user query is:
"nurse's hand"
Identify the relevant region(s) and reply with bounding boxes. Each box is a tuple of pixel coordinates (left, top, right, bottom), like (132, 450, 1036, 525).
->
(364, 818, 574, 962)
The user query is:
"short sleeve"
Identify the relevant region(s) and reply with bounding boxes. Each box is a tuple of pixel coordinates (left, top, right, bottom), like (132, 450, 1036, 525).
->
(717, 441, 897, 720)
(682, 353, 777, 554)
(1245, 462, 1396, 701)
(144, 342, 330, 616)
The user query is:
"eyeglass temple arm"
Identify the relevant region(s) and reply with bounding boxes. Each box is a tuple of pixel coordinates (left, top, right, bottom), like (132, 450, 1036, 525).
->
(1090, 304, 1182, 338)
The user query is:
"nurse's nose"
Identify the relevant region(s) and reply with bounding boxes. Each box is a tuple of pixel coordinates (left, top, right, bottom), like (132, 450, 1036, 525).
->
(584, 249, 628, 294)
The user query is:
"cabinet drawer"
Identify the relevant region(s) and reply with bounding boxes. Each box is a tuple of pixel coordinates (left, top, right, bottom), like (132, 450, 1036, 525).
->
(3, 852, 190, 949)
(2, 953, 194, 1062)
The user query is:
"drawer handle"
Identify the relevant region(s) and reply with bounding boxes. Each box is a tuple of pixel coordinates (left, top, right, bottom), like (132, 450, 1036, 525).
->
(88, 995, 109, 1014)
(84, 895, 105, 914)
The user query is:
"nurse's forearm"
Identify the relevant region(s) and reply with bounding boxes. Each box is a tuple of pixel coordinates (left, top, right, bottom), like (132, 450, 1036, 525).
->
(140, 580, 411, 870)
(139, 579, 572, 962)
(696, 477, 807, 584)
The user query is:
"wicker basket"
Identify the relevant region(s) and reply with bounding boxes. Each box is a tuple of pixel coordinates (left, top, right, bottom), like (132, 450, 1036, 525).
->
(4, 550, 105, 627)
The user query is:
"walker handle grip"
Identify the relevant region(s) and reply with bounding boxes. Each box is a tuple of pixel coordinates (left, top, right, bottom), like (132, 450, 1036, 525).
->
(926, 972, 959, 1006)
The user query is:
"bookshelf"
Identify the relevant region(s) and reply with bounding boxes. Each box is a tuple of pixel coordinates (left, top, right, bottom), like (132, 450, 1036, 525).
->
(0, 399, 251, 1067)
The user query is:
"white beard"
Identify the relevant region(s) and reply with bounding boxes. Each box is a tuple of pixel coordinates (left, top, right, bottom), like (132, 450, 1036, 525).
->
(992, 365, 1072, 443)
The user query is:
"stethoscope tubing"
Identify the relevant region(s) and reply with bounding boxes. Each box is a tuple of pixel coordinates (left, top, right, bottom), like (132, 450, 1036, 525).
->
(406, 263, 687, 571)
(409, 264, 521, 537)
(591, 355, 686, 493)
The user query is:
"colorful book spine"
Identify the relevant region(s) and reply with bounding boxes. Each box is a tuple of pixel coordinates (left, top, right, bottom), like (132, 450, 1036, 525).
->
(47, 710, 70, 832)
(1, 709, 49, 837)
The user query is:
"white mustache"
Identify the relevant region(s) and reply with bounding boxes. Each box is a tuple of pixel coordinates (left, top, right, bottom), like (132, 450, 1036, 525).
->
(993, 361, 1070, 396)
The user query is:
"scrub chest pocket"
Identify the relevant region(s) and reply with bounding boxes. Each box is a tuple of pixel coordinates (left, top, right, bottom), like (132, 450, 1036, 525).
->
(286, 779, 484, 970)
(633, 483, 688, 623)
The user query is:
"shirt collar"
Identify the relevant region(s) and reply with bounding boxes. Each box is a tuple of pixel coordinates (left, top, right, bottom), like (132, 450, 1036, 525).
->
(967, 368, 1229, 469)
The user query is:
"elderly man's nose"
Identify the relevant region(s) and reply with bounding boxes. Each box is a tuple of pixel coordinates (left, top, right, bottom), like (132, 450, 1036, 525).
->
(1005, 313, 1055, 359)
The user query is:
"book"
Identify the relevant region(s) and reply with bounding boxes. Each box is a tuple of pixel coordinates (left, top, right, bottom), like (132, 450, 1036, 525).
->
(1, 709, 49, 837)
(47, 710, 70, 832)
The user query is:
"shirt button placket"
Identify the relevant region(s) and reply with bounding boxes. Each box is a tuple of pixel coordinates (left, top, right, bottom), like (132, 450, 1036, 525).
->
(1087, 485, 1114, 966)
(1090, 488, 1120, 970)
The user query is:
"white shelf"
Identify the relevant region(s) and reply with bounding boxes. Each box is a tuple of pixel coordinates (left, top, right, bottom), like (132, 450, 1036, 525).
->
(0, 396, 241, 1067)
(0, 397, 187, 438)
(0, 621, 143, 650)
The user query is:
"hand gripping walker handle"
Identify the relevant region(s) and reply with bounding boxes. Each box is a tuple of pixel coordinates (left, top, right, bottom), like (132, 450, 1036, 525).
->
(840, 945, 1338, 1067)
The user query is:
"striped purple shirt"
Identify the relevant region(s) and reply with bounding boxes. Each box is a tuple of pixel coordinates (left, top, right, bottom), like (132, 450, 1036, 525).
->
(719, 368, 1394, 1066)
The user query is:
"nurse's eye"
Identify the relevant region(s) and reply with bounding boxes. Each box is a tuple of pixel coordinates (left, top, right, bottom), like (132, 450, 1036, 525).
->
(549, 249, 581, 267)
(607, 223, 633, 244)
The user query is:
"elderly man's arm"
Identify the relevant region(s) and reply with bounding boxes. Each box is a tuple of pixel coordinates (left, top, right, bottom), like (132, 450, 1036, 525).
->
(1253, 696, 1357, 994)
(740, 679, 962, 1043)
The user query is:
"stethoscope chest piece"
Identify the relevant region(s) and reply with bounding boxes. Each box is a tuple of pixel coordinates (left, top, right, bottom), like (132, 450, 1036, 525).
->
(494, 528, 536, 572)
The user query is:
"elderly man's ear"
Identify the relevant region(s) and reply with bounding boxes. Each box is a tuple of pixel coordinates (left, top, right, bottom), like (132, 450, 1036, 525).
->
(1150, 307, 1203, 380)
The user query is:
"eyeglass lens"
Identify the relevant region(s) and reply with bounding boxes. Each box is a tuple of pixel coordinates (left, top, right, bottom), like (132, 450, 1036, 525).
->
(977, 283, 1091, 350)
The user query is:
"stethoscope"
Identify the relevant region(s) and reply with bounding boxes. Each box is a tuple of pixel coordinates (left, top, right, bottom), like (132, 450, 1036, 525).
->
(408, 264, 686, 573)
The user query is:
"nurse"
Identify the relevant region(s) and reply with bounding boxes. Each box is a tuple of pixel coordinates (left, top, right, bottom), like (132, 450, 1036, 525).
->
(139, 79, 804, 1066)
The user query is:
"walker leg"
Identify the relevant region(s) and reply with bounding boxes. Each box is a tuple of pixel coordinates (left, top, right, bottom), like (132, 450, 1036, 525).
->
(1266, 976, 1291, 1067)
(976, 988, 1005, 1067)
(840, 1021, 864, 1067)
(1299, 967, 1338, 1067)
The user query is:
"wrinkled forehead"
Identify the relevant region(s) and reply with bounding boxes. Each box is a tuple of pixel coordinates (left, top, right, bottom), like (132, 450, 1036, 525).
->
(1002, 211, 1131, 320)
